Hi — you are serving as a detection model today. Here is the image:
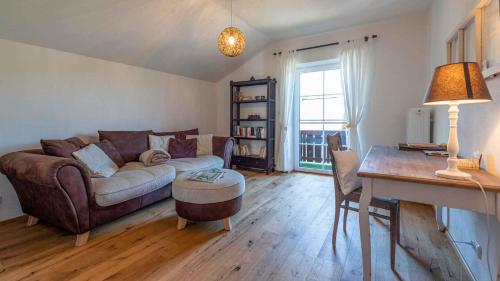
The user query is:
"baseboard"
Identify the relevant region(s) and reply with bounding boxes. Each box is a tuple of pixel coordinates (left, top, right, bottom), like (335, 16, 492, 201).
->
(445, 230, 477, 281)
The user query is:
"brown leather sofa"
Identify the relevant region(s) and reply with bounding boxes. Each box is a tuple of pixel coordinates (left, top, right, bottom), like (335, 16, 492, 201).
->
(0, 133, 234, 246)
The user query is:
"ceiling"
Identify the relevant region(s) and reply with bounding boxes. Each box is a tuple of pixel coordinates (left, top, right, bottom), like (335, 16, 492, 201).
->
(0, 0, 432, 81)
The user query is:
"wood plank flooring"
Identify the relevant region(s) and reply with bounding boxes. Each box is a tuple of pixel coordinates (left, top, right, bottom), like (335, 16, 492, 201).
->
(0, 170, 471, 281)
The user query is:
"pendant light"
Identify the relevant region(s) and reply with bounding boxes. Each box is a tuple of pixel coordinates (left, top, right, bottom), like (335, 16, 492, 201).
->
(217, 0, 246, 57)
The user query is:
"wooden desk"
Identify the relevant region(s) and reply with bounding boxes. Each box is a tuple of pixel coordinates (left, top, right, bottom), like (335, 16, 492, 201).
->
(357, 146, 500, 281)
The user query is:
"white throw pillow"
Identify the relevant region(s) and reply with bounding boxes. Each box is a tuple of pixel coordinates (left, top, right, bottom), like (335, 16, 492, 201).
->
(72, 144, 119, 178)
(186, 134, 213, 156)
(149, 135, 175, 151)
(332, 150, 362, 195)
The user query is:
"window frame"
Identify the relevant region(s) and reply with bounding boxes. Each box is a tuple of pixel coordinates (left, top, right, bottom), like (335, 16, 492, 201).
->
(293, 59, 346, 174)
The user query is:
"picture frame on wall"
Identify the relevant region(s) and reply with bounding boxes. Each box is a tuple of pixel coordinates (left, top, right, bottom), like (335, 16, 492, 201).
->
(446, 0, 499, 79)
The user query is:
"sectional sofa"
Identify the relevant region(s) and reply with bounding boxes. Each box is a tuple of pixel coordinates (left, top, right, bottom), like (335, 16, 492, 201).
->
(0, 129, 234, 246)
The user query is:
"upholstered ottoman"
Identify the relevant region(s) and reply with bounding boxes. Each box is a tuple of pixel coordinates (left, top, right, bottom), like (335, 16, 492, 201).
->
(172, 169, 245, 231)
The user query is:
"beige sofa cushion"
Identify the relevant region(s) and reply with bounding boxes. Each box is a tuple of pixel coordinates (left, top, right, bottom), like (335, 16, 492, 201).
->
(166, 155, 224, 174)
(91, 162, 175, 207)
(172, 169, 245, 204)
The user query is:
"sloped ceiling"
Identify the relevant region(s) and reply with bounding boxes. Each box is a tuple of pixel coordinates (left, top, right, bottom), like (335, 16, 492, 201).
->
(0, 0, 432, 81)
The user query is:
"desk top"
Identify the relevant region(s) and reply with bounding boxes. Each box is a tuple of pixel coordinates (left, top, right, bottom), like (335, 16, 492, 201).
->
(358, 146, 500, 192)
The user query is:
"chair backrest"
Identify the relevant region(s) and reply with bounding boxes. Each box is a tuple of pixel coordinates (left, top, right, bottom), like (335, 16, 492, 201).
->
(327, 133, 342, 194)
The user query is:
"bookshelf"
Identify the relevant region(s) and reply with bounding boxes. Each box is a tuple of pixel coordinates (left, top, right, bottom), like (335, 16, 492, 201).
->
(230, 77, 276, 174)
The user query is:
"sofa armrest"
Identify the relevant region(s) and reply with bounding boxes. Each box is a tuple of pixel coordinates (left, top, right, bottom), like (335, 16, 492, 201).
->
(0, 151, 92, 234)
(212, 136, 234, 169)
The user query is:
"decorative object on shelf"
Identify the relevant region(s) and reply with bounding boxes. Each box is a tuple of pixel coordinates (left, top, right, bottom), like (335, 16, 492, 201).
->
(217, 0, 246, 57)
(230, 77, 276, 174)
(239, 96, 253, 101)
(250, 76, 255, 80)
(248, 114, 261, 120)
(423, 62, 492, 180)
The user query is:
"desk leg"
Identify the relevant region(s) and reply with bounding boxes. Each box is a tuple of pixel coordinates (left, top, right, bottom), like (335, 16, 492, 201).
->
(360, 178, 373, 281)
(436, 206, 446, 232)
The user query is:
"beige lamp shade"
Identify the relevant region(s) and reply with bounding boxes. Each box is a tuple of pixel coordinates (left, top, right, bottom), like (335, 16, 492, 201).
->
(423, 62, 492, 105)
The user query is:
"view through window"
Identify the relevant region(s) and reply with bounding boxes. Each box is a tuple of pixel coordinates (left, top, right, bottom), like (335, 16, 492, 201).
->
(298, 66, 348, 171)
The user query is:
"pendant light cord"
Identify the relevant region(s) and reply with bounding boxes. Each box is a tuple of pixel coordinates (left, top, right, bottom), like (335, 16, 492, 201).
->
(230, 0, 233, 27)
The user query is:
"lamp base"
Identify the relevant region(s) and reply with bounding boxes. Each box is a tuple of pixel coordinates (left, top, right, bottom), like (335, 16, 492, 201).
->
(435, 169, 471, 180)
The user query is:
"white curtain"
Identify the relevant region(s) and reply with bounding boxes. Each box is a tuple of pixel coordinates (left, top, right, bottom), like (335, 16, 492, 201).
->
(340, 39, 375, 158)
(275, 51, 297, 172)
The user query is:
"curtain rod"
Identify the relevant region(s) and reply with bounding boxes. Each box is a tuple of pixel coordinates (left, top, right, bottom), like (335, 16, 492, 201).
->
(272, 34, 378, 56)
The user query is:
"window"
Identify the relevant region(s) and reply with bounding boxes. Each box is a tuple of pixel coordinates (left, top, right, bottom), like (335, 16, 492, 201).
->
(295, 62, 348, 172)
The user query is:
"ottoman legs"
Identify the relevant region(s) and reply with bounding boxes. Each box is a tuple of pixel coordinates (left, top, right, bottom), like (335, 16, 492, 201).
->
(176, 216, 232, 231)
(177, 217, 187, 230)
(223, 218, 232, 231)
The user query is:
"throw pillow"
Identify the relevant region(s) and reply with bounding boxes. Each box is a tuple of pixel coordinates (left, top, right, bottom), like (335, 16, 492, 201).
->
(94, 139, 126, 168)
(332, 150, 362, 195)
(98, 130, 152, 163)
(168, 138, 197, 159)
(41, 137, 87, 158)
(186, 134, 213, 156)
(149, 135, 175, 151)
(154, 128, 199, 140)
(72, 144, 119, 178)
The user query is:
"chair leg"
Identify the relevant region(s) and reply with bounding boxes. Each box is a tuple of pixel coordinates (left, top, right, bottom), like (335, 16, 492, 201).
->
(389, 207, 397, 271)
(332, 199, 341, 250)
(26, 215, 39, 227)
(343, 201, 349, 233)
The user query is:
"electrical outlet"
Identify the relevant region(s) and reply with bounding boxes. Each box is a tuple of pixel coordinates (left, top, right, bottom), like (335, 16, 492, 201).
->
(471, 241, 482, 259)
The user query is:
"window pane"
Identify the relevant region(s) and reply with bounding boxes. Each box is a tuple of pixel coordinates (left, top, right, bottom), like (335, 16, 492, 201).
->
(324, 69, 342, 94)
(300, 96, 323, 120)
(324, 95, 345, 120)
(300, 123, 323, 131)
(300, 71, 323, 96)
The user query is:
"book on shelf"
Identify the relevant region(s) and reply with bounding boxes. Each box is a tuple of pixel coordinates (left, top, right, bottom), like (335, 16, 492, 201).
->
(233, 125, 266, 138)
(233, 144, 250, 156)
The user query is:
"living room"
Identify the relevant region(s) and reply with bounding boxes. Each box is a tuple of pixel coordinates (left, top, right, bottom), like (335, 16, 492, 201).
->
(0, 1, 499, 280)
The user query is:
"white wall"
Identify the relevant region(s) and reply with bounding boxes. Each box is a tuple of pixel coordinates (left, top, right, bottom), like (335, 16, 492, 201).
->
(0, 38, 217, 221)
(215, 12, 429, 156)
(428, 1, 500, 280)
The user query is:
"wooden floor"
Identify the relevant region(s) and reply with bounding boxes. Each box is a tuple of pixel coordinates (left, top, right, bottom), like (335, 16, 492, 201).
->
(0, 171, 471, 281)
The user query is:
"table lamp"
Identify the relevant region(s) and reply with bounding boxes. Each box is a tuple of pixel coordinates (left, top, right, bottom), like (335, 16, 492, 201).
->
(424, 62, 492, 180)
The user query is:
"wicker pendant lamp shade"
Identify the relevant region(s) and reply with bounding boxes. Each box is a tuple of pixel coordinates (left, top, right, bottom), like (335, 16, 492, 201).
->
(218, 0, 246, 57)
(218, 27, 246, 57)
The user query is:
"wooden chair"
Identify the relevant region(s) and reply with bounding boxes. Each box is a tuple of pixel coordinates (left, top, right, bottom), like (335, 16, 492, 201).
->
(327, 133, 401, 270)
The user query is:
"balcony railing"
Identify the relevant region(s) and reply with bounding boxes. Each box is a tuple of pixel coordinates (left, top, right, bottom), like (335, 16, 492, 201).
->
(299, 129, 347, 170)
